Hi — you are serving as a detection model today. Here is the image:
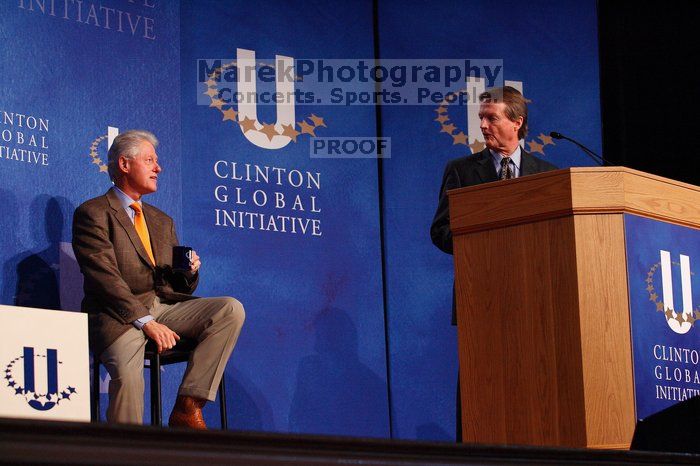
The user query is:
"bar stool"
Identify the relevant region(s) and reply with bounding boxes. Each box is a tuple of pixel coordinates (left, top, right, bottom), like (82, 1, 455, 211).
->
(92, 338, 228, 429)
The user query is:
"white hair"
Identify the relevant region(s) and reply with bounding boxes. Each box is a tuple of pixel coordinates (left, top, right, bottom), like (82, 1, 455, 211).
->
(107, 130, 159, 182)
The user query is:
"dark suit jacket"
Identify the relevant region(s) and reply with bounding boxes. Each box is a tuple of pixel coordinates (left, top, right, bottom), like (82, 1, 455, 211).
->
(72, 189, 199, 355)
(430, 148, 558, 323)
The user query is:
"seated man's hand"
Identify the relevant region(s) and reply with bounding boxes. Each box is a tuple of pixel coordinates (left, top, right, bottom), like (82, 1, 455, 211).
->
(142, 321, 180, 353)
(184, 250, 201, 279)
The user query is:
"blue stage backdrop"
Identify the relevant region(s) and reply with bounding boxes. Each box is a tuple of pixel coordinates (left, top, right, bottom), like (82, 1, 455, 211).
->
(0, 0, 183, 422)
(1, 0, 604, 440)
(179, 0, 389, 436)
(376, 0, 602, 440)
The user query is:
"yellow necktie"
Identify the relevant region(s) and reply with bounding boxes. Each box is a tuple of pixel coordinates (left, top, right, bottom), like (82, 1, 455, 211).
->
(130, 203, 155, 266)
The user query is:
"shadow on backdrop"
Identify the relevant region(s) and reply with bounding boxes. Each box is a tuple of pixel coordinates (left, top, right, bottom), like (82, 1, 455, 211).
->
(416, 422, 450, 441)
(289, 306, 387, 437)
(205, 367, 275, 431)
(11, 195, 81, 311)
(0, 189, 23, 306)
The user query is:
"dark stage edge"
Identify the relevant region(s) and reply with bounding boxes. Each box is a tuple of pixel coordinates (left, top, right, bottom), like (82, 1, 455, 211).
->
(1, 418, 698, 465)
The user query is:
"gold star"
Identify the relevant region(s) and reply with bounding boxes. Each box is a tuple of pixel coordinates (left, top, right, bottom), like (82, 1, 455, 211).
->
(209, 99, 224, 110)
(298, 120, 316, 136)
(687, 314, 696, 326)
(222, 108, 238, 122)
(281, 124, 301, 142)
(665, 308, 674, 320)
(469, 139, 485, 154)
(204, 87, 218, 98)
(452, 132, 468, 145)
(646, 285, 654, 292)
(675, 312, 686, 324)
(695, 310, 700, 321)
(656, 302, 665, 311)
(440, 123, 456, 135)
(527, 140, 545, 155)
(99, 165, 108, 173)
(538, 133, 555, 145)
(309, 114, 326, 128)
(206, 78, 218, 87)
(434, 114, 449, 124)
(92, 158, 102, 165)
(238, 116, 257, 133)
(649, 293, 658, 302)
(259, 123, 279, 141)
(434, 106, 447, 114)
(646, 277, 653, 284)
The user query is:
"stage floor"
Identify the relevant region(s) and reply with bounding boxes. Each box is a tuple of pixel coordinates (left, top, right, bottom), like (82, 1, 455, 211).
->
(1, 418, 698, 465)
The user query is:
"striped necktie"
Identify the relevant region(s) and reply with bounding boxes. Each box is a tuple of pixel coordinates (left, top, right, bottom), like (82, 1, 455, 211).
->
(130, 203, 155, 265)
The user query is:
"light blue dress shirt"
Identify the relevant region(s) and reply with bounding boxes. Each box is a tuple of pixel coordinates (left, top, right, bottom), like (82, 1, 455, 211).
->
(490, 146, 522, 178)
(111, 186, 155, 330)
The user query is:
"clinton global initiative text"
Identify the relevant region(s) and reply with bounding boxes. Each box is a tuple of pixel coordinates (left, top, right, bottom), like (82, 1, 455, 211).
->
(18, 0, 157, 40)
(214, 160, 322, 237)
(215, 209, 321, 236)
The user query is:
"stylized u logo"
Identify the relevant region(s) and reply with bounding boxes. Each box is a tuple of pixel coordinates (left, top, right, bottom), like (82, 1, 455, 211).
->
(659, 250, 694, 334)
(23, 347, 59, 411)
(236, 48, 295, 150)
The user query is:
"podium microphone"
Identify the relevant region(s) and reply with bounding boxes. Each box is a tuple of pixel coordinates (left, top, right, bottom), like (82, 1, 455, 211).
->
(549, 131, 611, 166)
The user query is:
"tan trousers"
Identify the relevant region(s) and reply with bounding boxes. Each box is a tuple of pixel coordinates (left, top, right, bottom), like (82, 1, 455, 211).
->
(100, 296, 245, 424)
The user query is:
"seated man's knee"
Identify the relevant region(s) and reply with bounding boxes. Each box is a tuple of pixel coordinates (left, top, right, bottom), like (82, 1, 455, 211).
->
(107, 364, 145, 390)
(221, 296, 245, 325)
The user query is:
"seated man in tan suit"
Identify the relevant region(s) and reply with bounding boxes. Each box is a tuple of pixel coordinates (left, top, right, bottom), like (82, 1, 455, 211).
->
(72, 129, 245, 428)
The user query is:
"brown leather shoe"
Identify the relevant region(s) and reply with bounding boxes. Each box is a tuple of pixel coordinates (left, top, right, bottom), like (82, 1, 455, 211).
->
(168, 395, 207, 429)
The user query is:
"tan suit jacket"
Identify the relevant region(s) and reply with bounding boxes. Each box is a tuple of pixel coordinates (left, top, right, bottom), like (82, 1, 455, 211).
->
(72, 189, 198, 355)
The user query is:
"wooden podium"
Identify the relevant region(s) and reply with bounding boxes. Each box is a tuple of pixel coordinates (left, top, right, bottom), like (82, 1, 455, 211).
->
(447, 167, 700, 449)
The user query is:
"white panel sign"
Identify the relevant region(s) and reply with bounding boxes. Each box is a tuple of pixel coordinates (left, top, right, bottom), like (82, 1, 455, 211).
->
(0, 305, 90, 421)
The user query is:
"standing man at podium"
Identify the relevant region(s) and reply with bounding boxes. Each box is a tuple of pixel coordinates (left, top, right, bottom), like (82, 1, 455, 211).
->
(73, 130, 245, 428)
(430, 86, 557, 440)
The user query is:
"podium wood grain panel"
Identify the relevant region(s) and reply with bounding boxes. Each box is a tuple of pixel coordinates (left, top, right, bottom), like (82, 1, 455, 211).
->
(447, 167, 694, 449)
(449, 168, 700, 234)
(572, 214, 634, 448)
(619, 170, 700, 227)
(455, 217, 587, 446)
